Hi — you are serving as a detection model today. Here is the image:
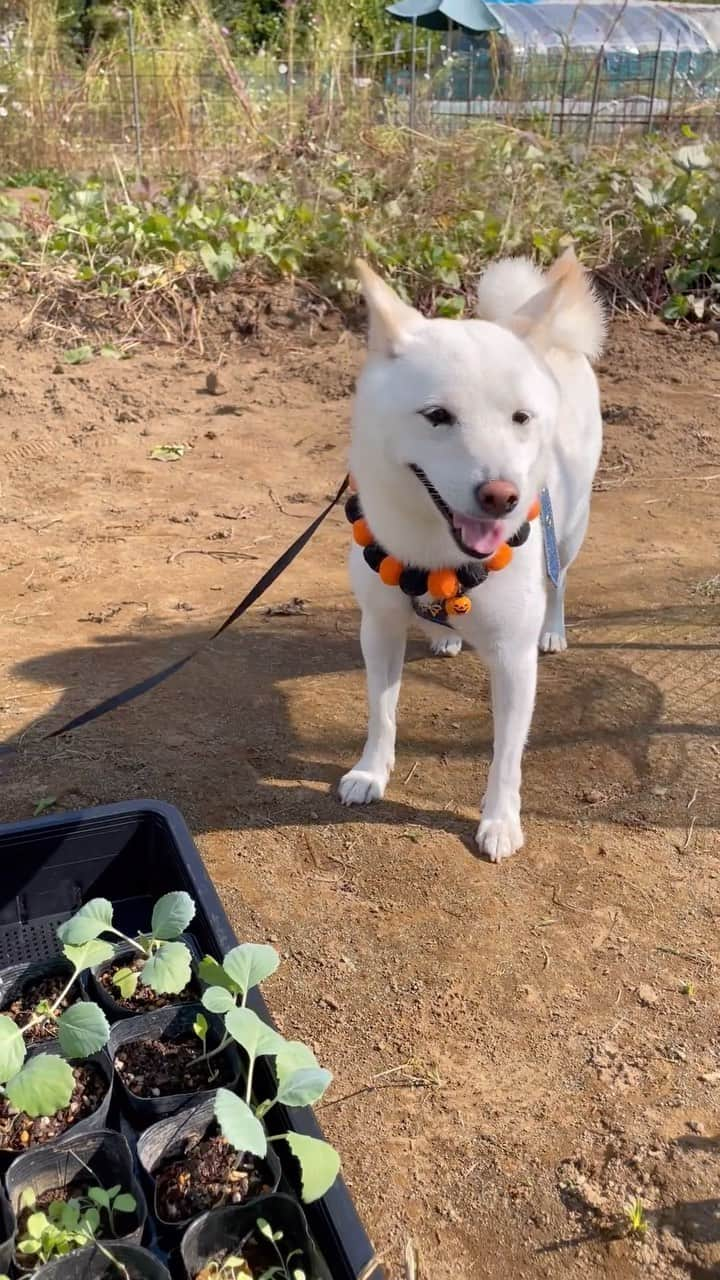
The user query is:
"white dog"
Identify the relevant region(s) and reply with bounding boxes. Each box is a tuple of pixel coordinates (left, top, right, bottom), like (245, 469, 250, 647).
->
(339, 249, 605, 861)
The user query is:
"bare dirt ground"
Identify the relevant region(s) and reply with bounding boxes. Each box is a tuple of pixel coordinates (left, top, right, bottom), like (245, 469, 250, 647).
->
(0, 297, 719, 1280)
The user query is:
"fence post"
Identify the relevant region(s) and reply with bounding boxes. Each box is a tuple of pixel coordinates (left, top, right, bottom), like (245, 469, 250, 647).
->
(646, 32, 662, 134)
(666, 35, 679, 123)
(558, 43, 569, 136)
(410, 16, 417, 131)
(587, 44, 603, 146)
(125, 7, 143, 172)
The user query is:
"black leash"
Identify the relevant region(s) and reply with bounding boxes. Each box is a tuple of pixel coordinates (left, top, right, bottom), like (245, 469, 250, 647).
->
(0, 476, 349, 758)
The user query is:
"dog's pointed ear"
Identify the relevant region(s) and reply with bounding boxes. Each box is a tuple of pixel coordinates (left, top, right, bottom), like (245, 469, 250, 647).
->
(355, 259, 422, 357)
(508, 247, 585, 353)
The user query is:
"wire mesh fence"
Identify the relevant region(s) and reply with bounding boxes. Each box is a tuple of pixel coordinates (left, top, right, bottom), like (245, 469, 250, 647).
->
(1, 30, 720, 174)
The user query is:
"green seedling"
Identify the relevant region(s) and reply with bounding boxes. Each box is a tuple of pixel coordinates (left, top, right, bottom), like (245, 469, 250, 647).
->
(197, 944, 340, 1205)
(16, 1182, 136, 1270)
(198, 1219, 306, 1280)
(680, 980, 695, 998)
(624, 1197, 648, 1238)
(58, 891, 196, 1001)
(0, 937, 112, 1120)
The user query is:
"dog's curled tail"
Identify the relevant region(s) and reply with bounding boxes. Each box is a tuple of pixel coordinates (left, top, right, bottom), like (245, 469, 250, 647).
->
(476, 250, 606, 361)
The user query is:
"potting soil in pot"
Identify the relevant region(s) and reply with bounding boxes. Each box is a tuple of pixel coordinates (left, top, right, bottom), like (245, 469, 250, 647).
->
(195, 1234, 280, 1280)
(0, 1064, 106, 1150)
(155, 1129, 273, 1222)
(3, 975, 79, 1044)
(98, 956, 198, 1014)
(115, 1036, 234, 1098)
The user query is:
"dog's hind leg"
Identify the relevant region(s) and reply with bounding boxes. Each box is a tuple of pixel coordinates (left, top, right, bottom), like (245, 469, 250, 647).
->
(416, 615, 462, 658)
(339, 605, 408, 805)
(476, 641, 538, 862)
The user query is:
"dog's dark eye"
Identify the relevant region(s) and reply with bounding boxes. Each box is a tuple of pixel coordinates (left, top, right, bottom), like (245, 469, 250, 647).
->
(421, 406, 456, 428)
(512, 410, 531, 425)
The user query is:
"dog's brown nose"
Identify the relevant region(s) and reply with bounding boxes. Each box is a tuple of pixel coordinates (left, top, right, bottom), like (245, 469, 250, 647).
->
(475, 480, 519, 517)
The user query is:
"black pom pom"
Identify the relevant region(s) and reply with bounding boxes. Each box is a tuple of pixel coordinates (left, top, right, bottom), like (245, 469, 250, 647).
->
(345, 494, 362, 524)
(458, 563, 488, 590)
(399, 567, 429, 597)
(397, 568, 425, 596)
(363, 543, 385, 572)
(508, 521, 530, 548)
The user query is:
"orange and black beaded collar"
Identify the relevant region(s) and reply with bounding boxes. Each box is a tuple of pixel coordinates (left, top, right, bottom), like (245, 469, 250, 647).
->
(346, 484, 540, 621)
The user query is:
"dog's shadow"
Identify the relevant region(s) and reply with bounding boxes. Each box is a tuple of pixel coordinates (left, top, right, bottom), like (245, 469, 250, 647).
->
(1, 599, 718, 839)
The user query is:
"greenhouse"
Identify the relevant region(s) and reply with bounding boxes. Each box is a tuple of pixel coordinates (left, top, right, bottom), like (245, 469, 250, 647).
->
(386, 0, 720, 133)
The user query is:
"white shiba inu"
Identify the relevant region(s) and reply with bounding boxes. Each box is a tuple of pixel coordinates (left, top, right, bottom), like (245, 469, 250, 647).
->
(340, 249, 605, 861)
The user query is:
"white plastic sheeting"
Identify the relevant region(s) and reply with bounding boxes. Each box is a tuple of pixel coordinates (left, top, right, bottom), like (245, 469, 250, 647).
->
(482, 0, 720, 53)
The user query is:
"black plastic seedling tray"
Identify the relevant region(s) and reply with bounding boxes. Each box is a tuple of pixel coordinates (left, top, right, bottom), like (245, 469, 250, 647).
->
(0, 800, 383, 1280)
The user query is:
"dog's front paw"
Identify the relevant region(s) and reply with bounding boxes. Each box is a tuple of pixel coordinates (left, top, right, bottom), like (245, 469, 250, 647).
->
(539, 630, 567, 654)
(429, 633, 462, 658)
(338, 769, 386, 805)
(476, 816, 524, 862)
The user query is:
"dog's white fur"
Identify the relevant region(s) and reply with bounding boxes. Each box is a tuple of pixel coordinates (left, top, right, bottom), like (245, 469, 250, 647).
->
(338, 249, 605, 861)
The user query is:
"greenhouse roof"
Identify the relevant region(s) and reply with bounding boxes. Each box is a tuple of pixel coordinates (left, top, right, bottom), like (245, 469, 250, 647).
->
(387, 0, 720, 52)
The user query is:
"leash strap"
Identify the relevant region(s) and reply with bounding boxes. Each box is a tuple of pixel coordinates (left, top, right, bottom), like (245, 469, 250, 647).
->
(540, 486, 561, 587)
(0, 476, 349, 757)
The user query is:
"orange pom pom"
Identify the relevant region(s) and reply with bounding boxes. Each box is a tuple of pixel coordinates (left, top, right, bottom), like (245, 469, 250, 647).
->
(427, 569, 460, 600)
(527, 497, 541, 521)
(379, 556, 403, 586)
(352, 518, 373, 548)
(446, 595, 472, 615)
(486, 543, 513, 572)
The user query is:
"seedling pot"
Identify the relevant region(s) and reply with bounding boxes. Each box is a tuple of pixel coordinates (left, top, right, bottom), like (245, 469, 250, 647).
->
(109, 1004, 241, 1128)
(0, 1189, 16, 1274)
(7, 1127, 147, 1267)
(88, 934, 201, 1023)
(0, 958, 84, 1045)
(136, 1092, 281, 1241)
(180, 1192, 318, 1280)
(0, 1043, 113, 1170)
(32, 1242, 172, 1279)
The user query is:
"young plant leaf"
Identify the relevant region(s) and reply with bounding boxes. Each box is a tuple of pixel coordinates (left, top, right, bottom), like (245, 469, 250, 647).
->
(222, 943, 280, 996)
(276, 1066, 332, 1108)
(56, 1001, 110, 1059)
(113, 1193, 137, 1214)
(201, 985, 235, 1015)
(150, 443, 185, 462)
(276, 1040, 320, 1077)
(57, 899, 114, 946)
(283, 1133, 341, 1203)
(224, 1006, 285, 1059)
(198, 955, 239, 995)
(63, 345, 93, 365)
(87, 1188, 110, 1210)
(113, 967, 139, 1000)
(214, 1087, 267, 1157)
(7, 1054, 75, 1117)
(193, 1012, 208, 1041)
(141, 940, 191, 994)
(63, 939, 115, 973)
(0, 1014, 26, 1084)
(150, 890, 195, 941)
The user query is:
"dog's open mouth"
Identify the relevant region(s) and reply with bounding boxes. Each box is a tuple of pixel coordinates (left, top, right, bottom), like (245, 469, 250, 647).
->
(409, 464, 506, 560)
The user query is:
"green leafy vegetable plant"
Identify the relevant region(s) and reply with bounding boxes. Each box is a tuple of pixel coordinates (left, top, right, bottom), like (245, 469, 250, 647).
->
(197, 1216, 307, 1279)
(0, 940, 112, 1121)
(197, 945, 340, 1204)
(16, 1182, 137, 1266)
(58, 891, 196, 1002)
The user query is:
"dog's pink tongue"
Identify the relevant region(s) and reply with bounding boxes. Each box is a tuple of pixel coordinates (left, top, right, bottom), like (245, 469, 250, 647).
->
(452, 514, 505, 556)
